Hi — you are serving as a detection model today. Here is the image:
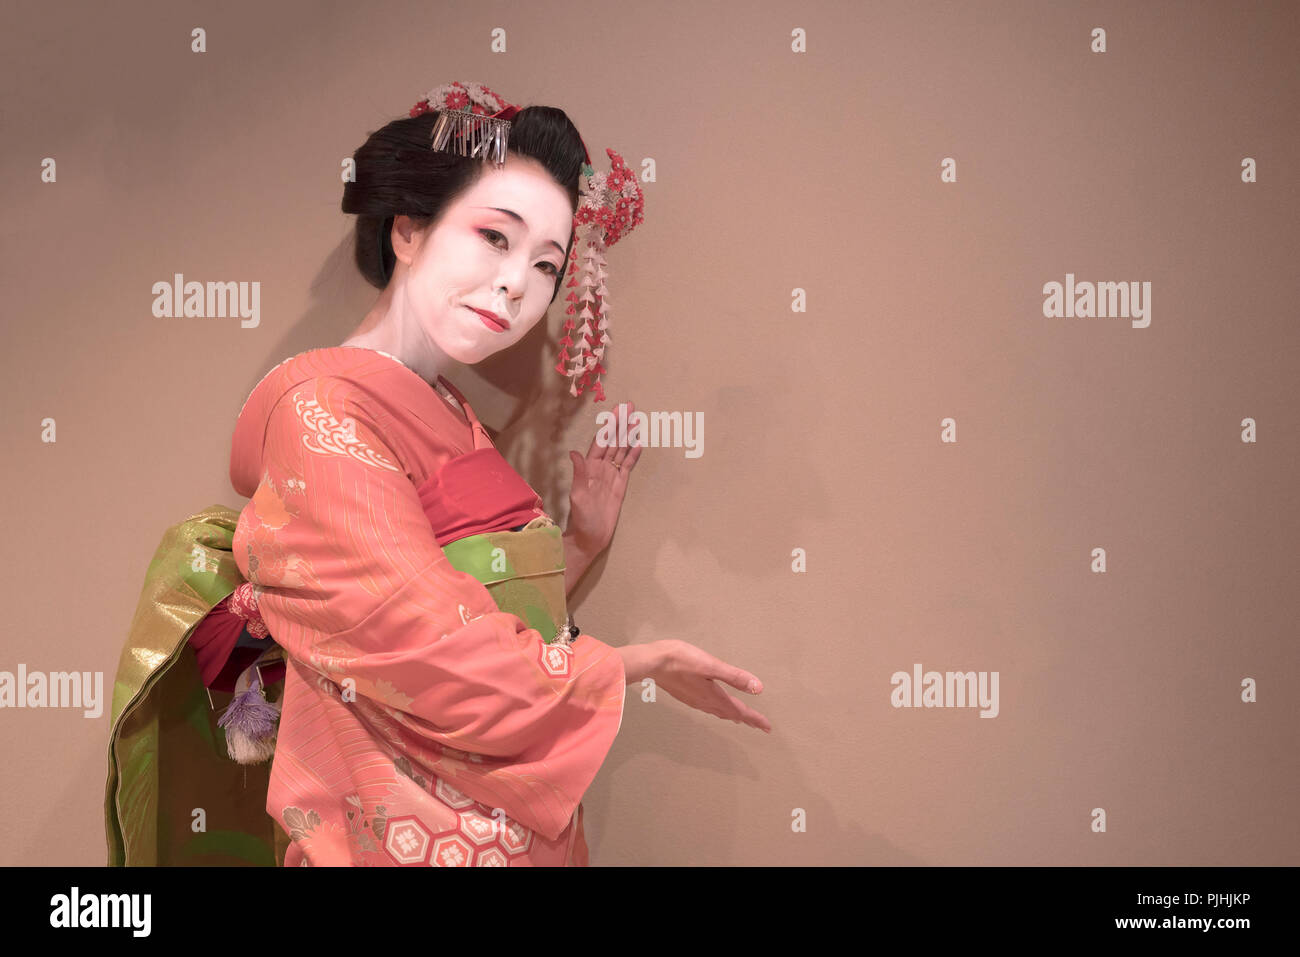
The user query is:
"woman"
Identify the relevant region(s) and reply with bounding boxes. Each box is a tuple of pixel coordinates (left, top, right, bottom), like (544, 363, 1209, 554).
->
(106, 84, 768, 867)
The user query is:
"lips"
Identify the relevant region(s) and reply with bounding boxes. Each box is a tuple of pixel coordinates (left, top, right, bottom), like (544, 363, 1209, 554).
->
(466, 306, 510, 332)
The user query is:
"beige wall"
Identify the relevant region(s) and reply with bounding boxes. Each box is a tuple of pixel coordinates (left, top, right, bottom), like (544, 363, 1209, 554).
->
(2, 0, 1297, 865)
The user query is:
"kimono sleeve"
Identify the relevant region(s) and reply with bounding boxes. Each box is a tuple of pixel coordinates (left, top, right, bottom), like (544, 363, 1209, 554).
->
(237, 374, 626, 840)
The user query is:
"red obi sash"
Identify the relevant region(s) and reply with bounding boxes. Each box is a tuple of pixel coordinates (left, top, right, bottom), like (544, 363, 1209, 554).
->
(194, 376, 547, 692)
(417, 447, 544, 548)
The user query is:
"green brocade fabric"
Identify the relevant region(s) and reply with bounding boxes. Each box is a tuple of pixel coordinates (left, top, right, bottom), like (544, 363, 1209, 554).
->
(105, 507, 569, 866)
(441, 516, 569, 644)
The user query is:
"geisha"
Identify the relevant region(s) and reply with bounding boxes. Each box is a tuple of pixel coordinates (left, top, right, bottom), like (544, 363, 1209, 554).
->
(106, 81, 769, 868)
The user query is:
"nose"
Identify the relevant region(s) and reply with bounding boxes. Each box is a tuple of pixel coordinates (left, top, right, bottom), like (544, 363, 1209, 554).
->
(493, 259, 528, 306)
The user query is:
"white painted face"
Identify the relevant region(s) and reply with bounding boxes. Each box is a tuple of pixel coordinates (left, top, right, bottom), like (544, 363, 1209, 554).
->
(404, 153, 573, 364)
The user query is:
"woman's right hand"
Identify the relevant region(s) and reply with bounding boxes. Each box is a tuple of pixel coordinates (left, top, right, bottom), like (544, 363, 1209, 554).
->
(617, 640, 771, 734)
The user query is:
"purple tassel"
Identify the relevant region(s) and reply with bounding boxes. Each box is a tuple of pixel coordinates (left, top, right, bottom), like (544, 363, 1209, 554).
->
(217, 669, 280, 765)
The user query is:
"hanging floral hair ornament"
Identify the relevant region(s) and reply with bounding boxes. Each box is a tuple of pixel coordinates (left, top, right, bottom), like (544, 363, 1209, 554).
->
(410, 81, 646, 402)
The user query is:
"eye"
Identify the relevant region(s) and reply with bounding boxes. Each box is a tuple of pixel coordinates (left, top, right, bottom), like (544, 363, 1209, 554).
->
(479, 228, 561, 278)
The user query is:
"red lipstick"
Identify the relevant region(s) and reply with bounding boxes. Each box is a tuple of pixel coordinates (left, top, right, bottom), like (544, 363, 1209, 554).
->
(466, 306, 510, 332)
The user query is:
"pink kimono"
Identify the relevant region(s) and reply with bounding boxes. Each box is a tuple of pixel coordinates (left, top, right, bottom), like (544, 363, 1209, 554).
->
(228, 346, 626, 866)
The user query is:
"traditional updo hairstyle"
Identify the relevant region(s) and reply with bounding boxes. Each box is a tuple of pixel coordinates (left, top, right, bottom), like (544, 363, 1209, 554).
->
(342, 105, 587, 305)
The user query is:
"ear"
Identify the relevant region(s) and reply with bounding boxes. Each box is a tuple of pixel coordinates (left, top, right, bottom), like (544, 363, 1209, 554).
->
(391, 214, 427, 267)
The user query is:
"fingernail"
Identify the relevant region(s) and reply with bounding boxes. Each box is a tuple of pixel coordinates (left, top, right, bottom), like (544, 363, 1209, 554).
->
(748, 680, 761, 694)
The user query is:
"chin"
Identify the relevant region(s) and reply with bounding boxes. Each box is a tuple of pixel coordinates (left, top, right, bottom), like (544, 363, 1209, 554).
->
(444, 339, 497, 366)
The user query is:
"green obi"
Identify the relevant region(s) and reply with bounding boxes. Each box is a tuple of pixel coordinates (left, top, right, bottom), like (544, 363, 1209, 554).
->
(105, 506, 569, 866)
(440, 515, 571, 644)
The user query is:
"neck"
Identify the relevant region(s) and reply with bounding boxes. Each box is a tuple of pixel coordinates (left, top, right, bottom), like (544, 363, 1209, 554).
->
(341, 268, 457, 387)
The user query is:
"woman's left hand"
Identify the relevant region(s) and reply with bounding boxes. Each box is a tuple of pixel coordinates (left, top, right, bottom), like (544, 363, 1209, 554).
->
(565, 400, 642, 556)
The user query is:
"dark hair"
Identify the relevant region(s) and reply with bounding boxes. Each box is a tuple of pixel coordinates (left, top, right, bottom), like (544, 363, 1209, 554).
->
(342, 105, 585, 303)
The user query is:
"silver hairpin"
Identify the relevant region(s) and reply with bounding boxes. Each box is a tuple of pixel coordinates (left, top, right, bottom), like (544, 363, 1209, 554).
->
(429, 109, 512, 168)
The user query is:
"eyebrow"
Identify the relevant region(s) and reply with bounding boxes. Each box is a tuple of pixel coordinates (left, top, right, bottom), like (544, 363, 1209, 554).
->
(473, 207, 566, 257)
